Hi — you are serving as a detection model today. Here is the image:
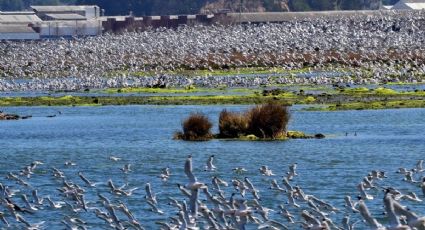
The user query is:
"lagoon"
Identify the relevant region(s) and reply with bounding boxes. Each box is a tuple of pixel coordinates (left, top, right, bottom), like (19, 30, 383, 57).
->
(0, 105, 424, 229)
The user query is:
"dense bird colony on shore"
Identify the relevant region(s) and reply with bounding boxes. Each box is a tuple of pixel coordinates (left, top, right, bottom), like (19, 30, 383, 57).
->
(1, 10, 425, 91)
(0, 155, 424, 229)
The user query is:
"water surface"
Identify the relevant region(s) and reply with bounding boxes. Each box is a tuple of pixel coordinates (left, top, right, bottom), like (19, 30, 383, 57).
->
(0, 106, 424, 229)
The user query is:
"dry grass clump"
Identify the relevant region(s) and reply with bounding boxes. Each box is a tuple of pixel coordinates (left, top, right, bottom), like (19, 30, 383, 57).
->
(247, 103, 290, 139)
(218, 102, 290, 139)
(218, 109, 249, 138)
(174, 113, 213, 141)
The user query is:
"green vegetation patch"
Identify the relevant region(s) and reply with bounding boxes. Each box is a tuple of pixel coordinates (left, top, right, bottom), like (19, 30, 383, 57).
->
(102, 87, 201, 94)
(306, 99, 425, 111)
(0, 94, 297, 107)
(99, 86, 261, 95)
(217, 131, 320, 141)
(373, 87, 398, 95)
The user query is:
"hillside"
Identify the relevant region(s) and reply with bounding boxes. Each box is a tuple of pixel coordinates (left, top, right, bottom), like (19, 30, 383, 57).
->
(201, 0, 290, 13)
(1, 0, 401, 15)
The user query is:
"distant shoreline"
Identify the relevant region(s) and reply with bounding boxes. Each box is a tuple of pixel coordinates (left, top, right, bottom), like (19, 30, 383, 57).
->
(1, 84, 424, 111)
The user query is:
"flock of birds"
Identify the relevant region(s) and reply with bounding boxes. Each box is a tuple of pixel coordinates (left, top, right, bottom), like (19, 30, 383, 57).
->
(1, 11, 425, 91)
(0, 154, 424, 229)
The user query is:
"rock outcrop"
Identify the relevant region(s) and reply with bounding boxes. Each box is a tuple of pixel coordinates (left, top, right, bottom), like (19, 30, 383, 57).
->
(0, 112, 20, 120)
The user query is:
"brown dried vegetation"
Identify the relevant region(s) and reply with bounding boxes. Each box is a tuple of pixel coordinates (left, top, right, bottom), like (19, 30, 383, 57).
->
(175, 113, 213, 141)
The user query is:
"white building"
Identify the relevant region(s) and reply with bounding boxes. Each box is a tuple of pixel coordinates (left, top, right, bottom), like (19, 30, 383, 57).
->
(31, 5, 100, 20)
(391, 0, 425, 10)
(33, 20, 102, 38)
(0, 11, 42, 24)
(0, 11, 41, 40)
(0, 25, 40, 40)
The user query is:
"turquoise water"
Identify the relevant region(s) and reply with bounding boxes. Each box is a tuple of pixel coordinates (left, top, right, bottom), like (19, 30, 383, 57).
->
(0, 105, 424, 229)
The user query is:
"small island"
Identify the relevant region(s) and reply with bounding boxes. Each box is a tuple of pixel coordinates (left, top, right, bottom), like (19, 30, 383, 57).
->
(0, 112, 32, 120)
(174, 102, 325, 141)
(0, 112, 20, 120)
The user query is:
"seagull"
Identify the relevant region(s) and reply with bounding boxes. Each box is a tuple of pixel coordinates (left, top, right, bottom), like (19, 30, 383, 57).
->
(233, 167, 248, 174)
(32, 190, 44, 206)
(109, 156, 121, 161)
(397, 168, 409, 174)
(184, 155, 206, 216)
(78, 172, 99, 187)
(300, 210, 324, 229)
(145, 183, 157, 205)
(199, 206, 220, 229)
(52, 167, 65, 178)
(61, 219, 87, 230)
(342, 215, 361, 230)
(21, 194, 38, 212)
(204, 155, 217, 171)
(400, 191, 422, 202)
(383, 190, 411, 230)
(64, 161, 77, 166)
(282, 177, 294, 192)
(259, 165, 275, 176)
(94, 208, 113, 225)
(414, 160, 424, 173)
(64, 201, 82, 213)
(120, 164, 132, 174)
(270, 179, 286, 192)
(278, 204, 295, 223)
(233, 199, 253, 217)
(46, 196, 64, 209)
(116, 201, 139, 224)
(287, 190, 300, 208)
(287, 163, 298, 180)
(342, 215, 351, 230)
(344, 196, 359, 213)
(363, 176, 375, 189)
(252, 200, 273, 221)
(369, 170, 387, 180)
(309, 195, 339, 212)
(146, 200, 164, 215)
(293, 186, 309, 201)
(232, 179, 248, 197)
(258, 220, 289, 230)
(64, 216, 87, 226)
(6, 172, 30, 187)
(212, 176, 228, 188)
(108, 180, 138, 196)
(30, 161, 43, 170)
(358, 199, 385, 230)
(244, 177, 260, 199)
(16, 214, 45, 229)
(167, 197, 183, 210)
(358, 182, 373, 200)
(159, 167, 171, 182)
(392, 198, 425, 229)
(155, 221, 176, 230)
(0, 212, 9, 227)
(403, 171, 419, 183)
(20, 165, 34, 178)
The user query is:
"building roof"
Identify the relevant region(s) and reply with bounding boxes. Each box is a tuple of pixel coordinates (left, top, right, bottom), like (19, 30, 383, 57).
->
(392, 0, 425, 9)
(45, 13, 86, 20)
(0, 11, 35, 15)
(0, 25, 37, 33)
(31, 5, 98, 12)
(0, 13, 42, 23)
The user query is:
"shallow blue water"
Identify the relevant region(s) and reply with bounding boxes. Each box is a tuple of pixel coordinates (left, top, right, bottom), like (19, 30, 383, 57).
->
(0, 105, 424, 229)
